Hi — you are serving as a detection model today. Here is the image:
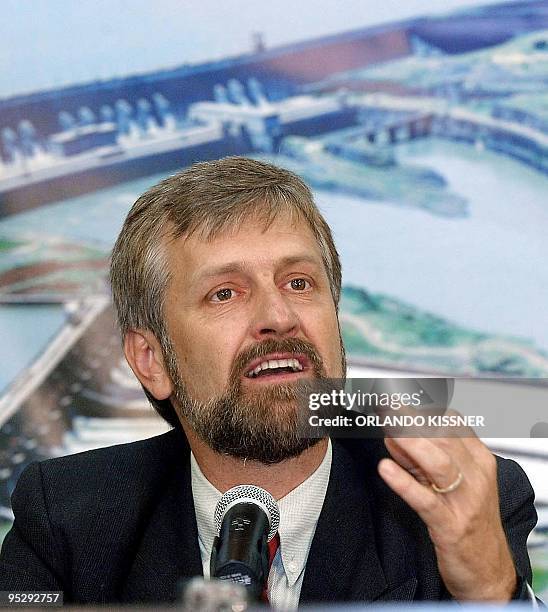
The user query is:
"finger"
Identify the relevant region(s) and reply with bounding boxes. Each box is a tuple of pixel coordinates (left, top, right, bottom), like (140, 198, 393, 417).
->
(384, 437, 429, 484)
(378, 458, 449, 526)
(442, 409, 478, 439)
(427, 435, 472, 471)
(460, 431, 492, 462)
(418, 409, 476, 468)
(442, 409, 490, 462)
(386, 436, 462, 492)
(382, 406, 473, 466)
(384, 437, 418, 471)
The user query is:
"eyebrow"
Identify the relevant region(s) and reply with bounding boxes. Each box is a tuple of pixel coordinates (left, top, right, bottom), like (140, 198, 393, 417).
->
(194, 254, 323, 283)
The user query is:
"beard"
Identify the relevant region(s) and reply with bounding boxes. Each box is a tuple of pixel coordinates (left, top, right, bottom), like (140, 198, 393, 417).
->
(162, 336, 345, 464)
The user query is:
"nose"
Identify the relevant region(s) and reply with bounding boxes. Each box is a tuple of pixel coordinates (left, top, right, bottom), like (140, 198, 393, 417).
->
(250, 287, 300, 340)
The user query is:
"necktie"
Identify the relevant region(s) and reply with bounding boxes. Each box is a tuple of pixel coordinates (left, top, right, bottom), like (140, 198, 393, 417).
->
(261, 533, 280, 603)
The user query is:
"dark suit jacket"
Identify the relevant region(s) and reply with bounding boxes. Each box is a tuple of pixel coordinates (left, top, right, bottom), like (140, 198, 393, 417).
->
(0, 428, 538, 605)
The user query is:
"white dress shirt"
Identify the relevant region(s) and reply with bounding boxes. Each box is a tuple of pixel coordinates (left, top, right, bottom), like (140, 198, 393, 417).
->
(191, 439, 332, 610)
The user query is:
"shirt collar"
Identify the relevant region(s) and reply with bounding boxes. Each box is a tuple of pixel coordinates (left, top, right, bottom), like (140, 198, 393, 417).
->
(191, 439, 332, 586)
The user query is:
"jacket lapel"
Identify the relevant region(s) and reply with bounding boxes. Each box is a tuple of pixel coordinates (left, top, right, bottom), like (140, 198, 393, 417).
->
(121, 434, 203, 603)
(299, 439, 417, 604)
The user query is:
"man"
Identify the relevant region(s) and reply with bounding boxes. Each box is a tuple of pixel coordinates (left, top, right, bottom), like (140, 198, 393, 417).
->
(0, 157, 540, 607)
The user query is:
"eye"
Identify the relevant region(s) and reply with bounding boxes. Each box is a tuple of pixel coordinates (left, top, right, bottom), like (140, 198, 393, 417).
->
(288, 278, 311, 291)
(211, 288, 235, 302)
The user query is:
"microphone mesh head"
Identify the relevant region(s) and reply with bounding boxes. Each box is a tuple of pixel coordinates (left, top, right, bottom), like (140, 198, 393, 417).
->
(214, 484, 280, 541)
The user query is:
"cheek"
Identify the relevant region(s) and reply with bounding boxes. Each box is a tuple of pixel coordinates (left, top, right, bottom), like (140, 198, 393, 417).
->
(306, 308, 344, 376)
(325, 326, 345, 376)
(173, 328, 238, 399)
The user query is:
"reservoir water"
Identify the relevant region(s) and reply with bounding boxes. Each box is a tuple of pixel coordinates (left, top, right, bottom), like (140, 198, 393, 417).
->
(318, 139, 548, 352)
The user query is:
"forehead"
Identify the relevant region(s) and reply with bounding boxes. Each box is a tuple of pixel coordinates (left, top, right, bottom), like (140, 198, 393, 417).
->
(166, 213, 325, 281)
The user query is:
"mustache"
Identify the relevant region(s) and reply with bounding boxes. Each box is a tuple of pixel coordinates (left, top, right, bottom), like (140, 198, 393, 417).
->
(230, 337, 324, 382)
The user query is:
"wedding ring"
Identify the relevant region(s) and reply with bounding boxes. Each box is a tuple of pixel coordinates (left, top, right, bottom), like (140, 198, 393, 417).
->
(431, 471, 463, 494)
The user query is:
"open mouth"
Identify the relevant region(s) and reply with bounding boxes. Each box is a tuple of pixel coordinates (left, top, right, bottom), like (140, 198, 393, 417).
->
(244, 355, 307, 380)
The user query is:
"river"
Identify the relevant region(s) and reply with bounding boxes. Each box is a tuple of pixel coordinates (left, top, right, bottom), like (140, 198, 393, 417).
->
(317, 138, 548, 352)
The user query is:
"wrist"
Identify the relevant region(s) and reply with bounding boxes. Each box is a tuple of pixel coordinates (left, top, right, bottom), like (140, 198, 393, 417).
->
(455, 566, 517, 602)
(483, 567, 517, 602)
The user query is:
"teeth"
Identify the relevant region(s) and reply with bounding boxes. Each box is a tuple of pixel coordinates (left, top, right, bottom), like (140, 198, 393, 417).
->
(247, 357, 304, 378)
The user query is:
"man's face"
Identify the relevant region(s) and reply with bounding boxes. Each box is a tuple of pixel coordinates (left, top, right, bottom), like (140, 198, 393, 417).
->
(161, 212, 345, 462)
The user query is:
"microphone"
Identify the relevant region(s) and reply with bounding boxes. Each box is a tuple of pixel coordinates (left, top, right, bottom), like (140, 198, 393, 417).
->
(210, 485, 280, 601)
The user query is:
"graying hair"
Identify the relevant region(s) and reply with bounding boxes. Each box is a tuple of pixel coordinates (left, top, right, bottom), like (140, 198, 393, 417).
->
(109, 156, 342, 428)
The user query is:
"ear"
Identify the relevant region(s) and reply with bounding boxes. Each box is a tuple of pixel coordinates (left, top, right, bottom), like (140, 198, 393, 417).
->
(124, 329, 173, 401)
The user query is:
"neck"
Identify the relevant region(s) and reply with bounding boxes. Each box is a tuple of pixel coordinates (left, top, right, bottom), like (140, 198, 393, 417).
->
(181, 420, 328, 500)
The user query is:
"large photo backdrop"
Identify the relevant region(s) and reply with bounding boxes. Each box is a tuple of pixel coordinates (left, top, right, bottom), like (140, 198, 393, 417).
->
(0, 0, 547, 596)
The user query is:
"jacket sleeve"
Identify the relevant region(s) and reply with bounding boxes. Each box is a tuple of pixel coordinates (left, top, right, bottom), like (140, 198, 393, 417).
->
(496, 456, 543, 606)
(0, 462, 65, 592)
